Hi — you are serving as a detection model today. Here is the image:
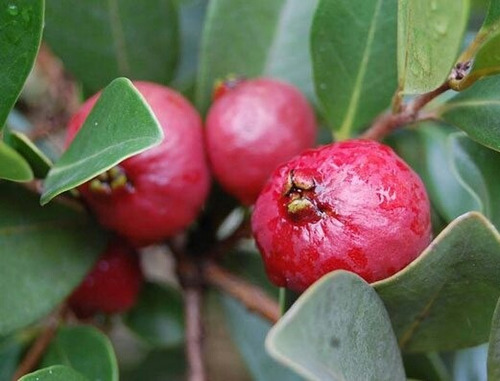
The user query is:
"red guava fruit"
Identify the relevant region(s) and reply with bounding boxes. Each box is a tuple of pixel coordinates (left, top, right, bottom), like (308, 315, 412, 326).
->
(205, 78, 317, 205)
(251, 139, 432, 292)
(66, 81, 210, 247)
(68, 239, 143, 318)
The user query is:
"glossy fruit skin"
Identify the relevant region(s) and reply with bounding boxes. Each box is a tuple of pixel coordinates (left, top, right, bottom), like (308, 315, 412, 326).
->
(251, 139, 432, 292)
(68, 240, 143, 318)
(66, 81, 210, 247)
(205, 78, 317, 205)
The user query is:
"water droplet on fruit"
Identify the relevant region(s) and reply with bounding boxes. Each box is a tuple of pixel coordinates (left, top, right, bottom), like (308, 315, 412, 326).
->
(7, 4, 18, 16)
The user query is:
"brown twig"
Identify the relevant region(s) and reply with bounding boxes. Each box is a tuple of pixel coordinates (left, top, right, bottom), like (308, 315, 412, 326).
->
(12, 304, 67, 380)
(184, 286, 206, 381)
(204, 262, 280, 324)
(361, 81, 450, 141)
(209, 218, 252, 259)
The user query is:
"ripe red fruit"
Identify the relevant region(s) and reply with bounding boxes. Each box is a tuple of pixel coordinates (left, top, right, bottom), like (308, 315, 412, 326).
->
(251, 139, 432, 292)
(68, 240, 143, 318)
(66, 81, 210, 247)
(205, 78, 317, 205)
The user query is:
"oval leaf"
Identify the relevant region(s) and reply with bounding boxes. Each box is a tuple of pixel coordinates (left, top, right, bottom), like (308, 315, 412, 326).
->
(41, 78, 163, 205)
(403, 353, 450, 381)
(267, 271, 405, 381)
(0, 0, 44, 130)
(398, 0, 470, 94)
(374, 212, 500, 352)
(42, 325, 118, 381)
(311, 0, 397, 139)
(124, 282, 184, 348)
(44, 0, 179, 94)
(0, 182, 107, 335)
(221, 295, 302, 381)
(0, 140, 33, 182)
(438, 75, 500, 152)
(4, 129, 52, 178)
(19, 365, 89, 381)
(488, 298, 500, 379)
(196, 0, 318, 112)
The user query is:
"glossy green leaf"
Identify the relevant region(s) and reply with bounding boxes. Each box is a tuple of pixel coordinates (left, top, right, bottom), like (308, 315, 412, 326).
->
(489, 298, 500, 379)
(398, 0, 470, 94)
(403, 353, 450, 381)
(19, 365, 89, 381)
(450, 133, 500, 230)
(0, 335, 25, 381)
(196, 0, 318, 112)
(221, 295, 303, 381)
(386, 123, 480, 223)
(4, 129, 52, 178)
(0, 140, 33, 181)
(439, 75, 500, 152)
(41, 78, 163, 205)
(374, 212, 500, 352)
(44, 0, 179, 94)
(0, 182, 106, 335)
(124, 282, 184, 348)
(0, 0, 44, 130)
(42, 325, 118, 381)
(311, 0, 397, 139)
(267, 271, 405, 381)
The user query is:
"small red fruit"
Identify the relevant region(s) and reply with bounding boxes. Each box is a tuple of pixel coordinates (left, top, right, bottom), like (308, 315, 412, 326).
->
(68, 240, 143, 318)
(251, 140, 432, 292)
(66, 81, 210, 246)
(205, 78, 317, 205)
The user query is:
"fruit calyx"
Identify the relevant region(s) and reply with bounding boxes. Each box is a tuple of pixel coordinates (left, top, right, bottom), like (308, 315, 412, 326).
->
(89, 165, 134, 195)
(283, 169, 322, 223)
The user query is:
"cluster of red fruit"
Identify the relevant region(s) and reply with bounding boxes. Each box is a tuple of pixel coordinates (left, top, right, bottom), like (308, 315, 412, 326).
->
(66, 78, 432, 317)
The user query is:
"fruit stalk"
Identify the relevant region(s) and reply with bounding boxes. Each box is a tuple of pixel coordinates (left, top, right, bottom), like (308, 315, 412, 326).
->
(185, 286, 206, 381)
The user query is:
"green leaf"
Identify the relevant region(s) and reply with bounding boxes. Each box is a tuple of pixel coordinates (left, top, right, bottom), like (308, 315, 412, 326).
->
(0, 335, 25, 381)
(386, 123, 480, 222)
(398, 0, 470, 94)
(374, 212, 500, 352)
(403, 353, 450, 381)
(120, 346, 185, 381)
(488, 298, 500, 379)
(450, 133, 500, 230)
(451, 345, 488, 381)
(482, 0, 500, 27)
(0, 140, 33, 182)
(221, 295, 303, 381)
(4, 129, 52, 178)
(42, 325, 118, 381)
(19, 365, 89, 381)
(124, 282, 184, 348)
(311, 0, 397, 139)
(0, 182, 106, 335)
(0, 0, 44, 130)
(41, 78, 163, 205)
(196, 0, 318, 112)
(44, 0, 179, 94)
(267, 271, 405, 381)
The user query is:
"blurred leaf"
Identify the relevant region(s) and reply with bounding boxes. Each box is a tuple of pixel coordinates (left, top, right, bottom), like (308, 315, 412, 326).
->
(4, 129, 52, 178)
(41, 78, 163, 205)
(0, 182, 106, 335)
(0, 0, 44, 130)
(439, 75, 500, 152)
(403, 353, 451, 381)
(375, 212, 500, 352)
(221, 295, 303, 381)
(398, 0, 470, 94)
(0, 335, 25, 381)
(42, 325, 118, 381)
(450, 133, 500, 229)
(120, 346, 185, 381)
(488, 298, 500, 379)
(482, 0, 500, 27)
(279, 288, 299, 316)
(19, 365, 89, 381)
(0, 140, 33, 181)
(386, 123, 480, 222)
(267, 271, 405, 381)
(124, 282, 184, 348)
(311, 0, 397, 139)
(451, 344, 488, 381)
(196, 0, 318, 112)
(44, 0, 179, 94)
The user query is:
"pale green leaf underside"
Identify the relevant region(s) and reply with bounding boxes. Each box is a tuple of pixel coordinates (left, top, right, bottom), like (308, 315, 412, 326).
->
(41, 78, 163, 205)
(398, 0, 470, 94)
